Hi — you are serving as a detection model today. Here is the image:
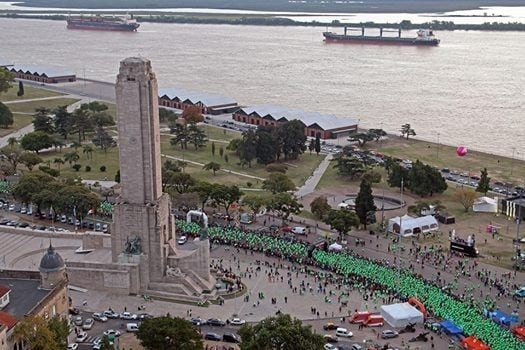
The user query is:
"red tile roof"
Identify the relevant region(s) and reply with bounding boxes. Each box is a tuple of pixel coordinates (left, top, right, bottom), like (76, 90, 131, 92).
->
(0, 286, 10, 298)
(0, 311, 17, 329)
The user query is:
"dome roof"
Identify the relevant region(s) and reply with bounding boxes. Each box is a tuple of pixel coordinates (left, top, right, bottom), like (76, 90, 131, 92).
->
(39, 243, 65, 272)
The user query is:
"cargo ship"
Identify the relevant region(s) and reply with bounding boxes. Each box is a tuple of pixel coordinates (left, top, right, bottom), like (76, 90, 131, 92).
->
(66, 14, 140, 31)
(323, 27, 440, 46)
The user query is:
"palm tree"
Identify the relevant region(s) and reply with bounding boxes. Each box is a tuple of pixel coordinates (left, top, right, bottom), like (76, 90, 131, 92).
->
(177, 160, 188, 173)
(70, 141, 82, 151)
(7, 137, 17, 149)
(63, 151, 80, 166)
(82, 145, 94, 160)
(53, 158, 64, 170)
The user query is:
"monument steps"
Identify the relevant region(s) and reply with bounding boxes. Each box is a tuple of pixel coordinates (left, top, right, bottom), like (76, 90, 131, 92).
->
(144, 288, 211, 303)
(187, 270, 214, 291)
(148, 282, 191, 296)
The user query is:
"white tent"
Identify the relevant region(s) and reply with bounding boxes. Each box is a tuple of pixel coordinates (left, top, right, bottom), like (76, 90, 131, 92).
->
(328, 243, 343, 252)
(387, 214, 439, 237)
(473, 197, 498, 213)
(381, 303, 424, 328)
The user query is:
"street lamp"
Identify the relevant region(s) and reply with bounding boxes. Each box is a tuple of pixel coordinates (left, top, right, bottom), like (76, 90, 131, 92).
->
(436, 132, 440, 159)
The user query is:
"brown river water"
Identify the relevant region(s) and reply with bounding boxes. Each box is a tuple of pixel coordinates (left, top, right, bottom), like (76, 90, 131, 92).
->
(1, 18, 524, 157)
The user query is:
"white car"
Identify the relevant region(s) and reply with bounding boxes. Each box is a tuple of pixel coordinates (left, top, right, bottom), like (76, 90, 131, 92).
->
(120, 312, 137, 320)
(229, 317, 246, 326)
(126, 323, 139, 332)
(103, 329, 121, 337)
(76, 331, 88, 343)
(335, 327, 353, 337)
(177, 236, 187, 245)
(8, 204, 15, 211)
(291, 226, 306, 235)
(103, 310, 120, 319)
(67, 344, 79, 350)
(92, 312, 108, 322)
(324, 344, 338, 350)
(82, 318, 94, 330)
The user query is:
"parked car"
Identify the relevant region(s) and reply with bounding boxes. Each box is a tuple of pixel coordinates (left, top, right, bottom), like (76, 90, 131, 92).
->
(222, 333, 240, 343)
(204, 332, 221, 341)
(92, 312, 108, 322)
(206, 318, 226, 326)
(324, 334, 338, 343)
(335, 327, 353, 337)
(103, 310, 120, 319)
(82, 318, 94, 330)
(126, 323, 139, 332)
(190, 317, 206, 326)
(381, 330, 399, 339)
(73, 316, 83, 326)
(514, 287, 525, 298)
(138, 313, 153, 320)
(102, 224, 109, 233)
(229, 317, 246, 326)
(120, 312, 137, 320)
(323, 322, 338, 330)
(76, 331, 88, 342)
(67, 344, 79, 350)
(95, 223, 102, 231)
(177, 236, 188, 245)
(291, 226, 307, 235)
(103, 329, 121, 337)
(324, 344, 338, 350)
(351, 344, 363, 350)
(69, 307, 80, 315)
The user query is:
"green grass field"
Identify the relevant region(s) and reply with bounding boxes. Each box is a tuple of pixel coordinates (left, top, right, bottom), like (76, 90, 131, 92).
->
(0, 114, 33, 137)
(7, 98, 79, 114)
(0, 84, 64, 102)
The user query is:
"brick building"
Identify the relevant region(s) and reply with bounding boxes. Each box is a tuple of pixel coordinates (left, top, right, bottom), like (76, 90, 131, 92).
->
(159, 87, 238, 115)
(4, 64, 76, 83)
(233, 105, 358, 139)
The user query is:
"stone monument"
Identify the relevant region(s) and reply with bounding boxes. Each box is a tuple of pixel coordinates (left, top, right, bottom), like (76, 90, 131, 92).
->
(109, 57, 215, 300)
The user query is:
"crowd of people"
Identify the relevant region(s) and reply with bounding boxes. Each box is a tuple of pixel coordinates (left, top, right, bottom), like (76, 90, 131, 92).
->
(176, 220, 525, 350)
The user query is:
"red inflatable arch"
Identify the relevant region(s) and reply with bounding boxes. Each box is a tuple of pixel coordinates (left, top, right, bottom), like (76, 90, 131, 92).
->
(408, 297, 427, 319)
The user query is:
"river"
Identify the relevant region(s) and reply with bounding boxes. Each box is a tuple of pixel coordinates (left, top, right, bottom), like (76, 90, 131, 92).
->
(1, 18, 524, 157)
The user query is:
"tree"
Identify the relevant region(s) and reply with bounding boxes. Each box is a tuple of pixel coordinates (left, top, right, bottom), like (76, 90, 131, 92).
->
(187, 123, 207, 150)
(82, 144, 94, 160)
(454, 188, 478, 212)
(0, 102, 13, 128)
(181, 105, 204, 124)
(13, 315, 59, 350)
(476, 168, 491, 195)
(99, 336, 114, 350)
(334, 154, 367, 179)
(92, 127, 116, 152)
(262, 173, 295, 194)
(32, 107, 54, 134)
(54, 184, 100, 221)
(7, 136, 17, 149)
(268, 192, 302, 223)
(243, 194, 268, 222)
(159, 107, 178, 123)
(20, 131, 54, 153)
(203, 161, 221, 175)
(211, 184, 243, 217)
(239, 129, 257, 168)
(0, 147, 22, 172)
(310, 196, 331, 220)
(227, 138, 243, 152)
(71, 105, 93, 142)
(114, 169, 120, 183)
(47, 316, 69, 349)
(368, 128, 387, 142)
(400, 123, 416, 139)
(324, 209, 359, 237)
(314, 134, 321, 155)
(255, 126, 279, 164)
(387, 162, 409, 188)
(170, 123, 189, 150)
(194, 181, 214, 210)
(53, 105, 73, 139)
(348, 132, 374, 147)
(265, 163, 288, 174)
(53, 157, 64, 170)
(362, 169, 382, 183)
(137, 316, 203, 350)
(63, 151, 80, 166)
(308, 139, 315, 154)
(0, 69, 14, 94)
(238, 313, 324, 350)
(168, 172, 195, 194)
(355, 178, 376, 229)
(219, 147, 224, 158)
(20, 152, 43, 171)
(276, 120, 307, 160)
(17, 80, 24, 96)
(408, 160, 447, 197)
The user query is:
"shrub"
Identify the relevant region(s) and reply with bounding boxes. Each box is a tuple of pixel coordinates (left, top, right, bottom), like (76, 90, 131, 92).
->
(72, 164, 82, 172)
(38, 166, 59, 177)
(85, 165, 91, 172)
(266, 164, 288, 174)
(100, 165, 106, 172)
(246, 182, 253, 188)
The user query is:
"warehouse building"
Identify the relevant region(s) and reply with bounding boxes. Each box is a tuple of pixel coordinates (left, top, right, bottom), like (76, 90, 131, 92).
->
(159, 88, 238, 115)
(4, 64, 76, 83)
(232, 104, 358, 139)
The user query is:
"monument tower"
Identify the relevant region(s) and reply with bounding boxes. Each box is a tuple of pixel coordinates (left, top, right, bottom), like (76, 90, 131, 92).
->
(111, 57, 214, 299)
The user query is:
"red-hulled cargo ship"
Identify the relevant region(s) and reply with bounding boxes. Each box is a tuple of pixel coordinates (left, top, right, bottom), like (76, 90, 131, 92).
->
(66, 14, 140, 31)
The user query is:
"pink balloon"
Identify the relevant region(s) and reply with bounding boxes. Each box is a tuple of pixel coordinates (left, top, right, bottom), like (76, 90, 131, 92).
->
(456, 146, 468, 157)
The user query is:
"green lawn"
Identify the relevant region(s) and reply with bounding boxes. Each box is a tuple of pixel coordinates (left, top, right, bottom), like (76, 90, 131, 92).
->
(7, 98, 80, 114)
(0, 84, 64, 102)
(200, 124, 240, 142)
(0, 114, 33, 137)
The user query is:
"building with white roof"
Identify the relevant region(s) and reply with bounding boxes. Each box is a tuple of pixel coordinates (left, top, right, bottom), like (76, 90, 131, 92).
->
(233, 104, 358, 139)
(159, 87, 238, 115)
(4, 64, 76, 83)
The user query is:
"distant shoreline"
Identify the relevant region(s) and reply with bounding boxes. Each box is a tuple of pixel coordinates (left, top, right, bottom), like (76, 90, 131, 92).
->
(2, 13, 525, 31)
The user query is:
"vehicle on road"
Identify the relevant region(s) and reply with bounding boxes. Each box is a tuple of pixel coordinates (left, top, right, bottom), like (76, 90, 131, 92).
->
(229, 317, 246, 325)
(291, 226, 306, 235)
(138, 313, 153, 320)
(103, 329, 121, 337)
(126, 323, 139, 332)
(335, 327, 353, 337)
(76, 331, 88, 342)
(190, 317, 206, 326)
(363, 315, 384, 327)
(348, 311, 371, 324)
(207, 318, 226, 326)
(204, 332, 221, 341)
(177, 236, 188, 245)
(222, 332, 240, 343)
(103, 310, 120, 319)
(324, 334, 338, 343)
(82, 318, 94, 330)
(351, 344, 363, 350)
(324, 344, 337, 350)
(67, 344, 78, 350)
(92, 312, 108, 322)
(120, 312, 137, 320)
(381, 330, 399, 339)
(323, 322, 338, 330)
(515, 287, 525, 298)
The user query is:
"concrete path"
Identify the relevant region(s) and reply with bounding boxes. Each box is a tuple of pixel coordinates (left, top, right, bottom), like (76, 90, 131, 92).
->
(162, 154, 265, 181)
(295, 153, 333, 198)
(3, 95, 72, 104)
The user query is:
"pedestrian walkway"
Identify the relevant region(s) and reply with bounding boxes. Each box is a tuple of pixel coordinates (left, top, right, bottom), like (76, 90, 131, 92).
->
(295, 153, 332, 197)
(2, 95, 72, 104)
